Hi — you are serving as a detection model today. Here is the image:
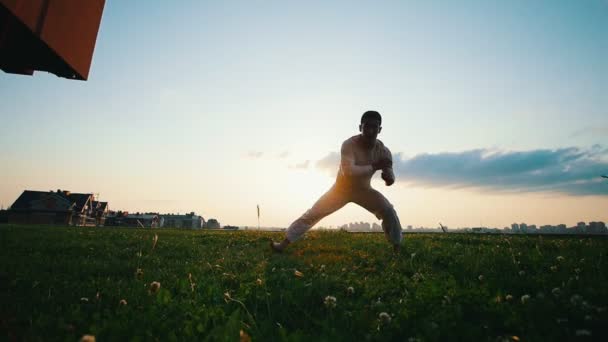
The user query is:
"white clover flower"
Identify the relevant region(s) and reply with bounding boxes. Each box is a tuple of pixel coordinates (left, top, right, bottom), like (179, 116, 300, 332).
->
(506, 294, 513, 301)
(256, 278, 263, 286)
(320, 265, 326, 271)
(119, 299, 127, 306)
(80, 297, 89, 302)
(478, 275, 484, 282)
(324, 295, 337, 309)
(575, 329, 591, 336)
(347, 286, 355, 295)
(520, 294, 530, 304)
(551, 287, 561, 297)
(378, 312, 391, 325)
(149, 281, 161, 294)
(556, 256, 565, 262)
(570, 294, 583, 306)
(574, 268, 581, 274)
(518, 270, 525, 276)
(550, 265, 558, 272)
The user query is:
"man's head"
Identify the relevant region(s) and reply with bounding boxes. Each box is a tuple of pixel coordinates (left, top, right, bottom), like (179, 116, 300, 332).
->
(359, 110, 382, 144)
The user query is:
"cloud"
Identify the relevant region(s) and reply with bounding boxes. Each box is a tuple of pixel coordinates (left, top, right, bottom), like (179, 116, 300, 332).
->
(246, 151, 264, 159)
(315, 152, 340, 172)
(290, 160, 310, 169)
(315, 146, 608, 196)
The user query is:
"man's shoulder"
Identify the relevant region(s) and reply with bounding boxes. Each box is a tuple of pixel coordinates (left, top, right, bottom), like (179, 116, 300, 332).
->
(341, 135, 359, 147)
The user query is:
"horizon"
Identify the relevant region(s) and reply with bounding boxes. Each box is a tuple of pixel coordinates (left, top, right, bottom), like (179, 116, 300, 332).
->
(2, 0, 607, 228)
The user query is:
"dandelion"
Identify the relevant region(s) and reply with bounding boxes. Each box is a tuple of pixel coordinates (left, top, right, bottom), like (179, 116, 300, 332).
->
(478, 275, 484, 282)
(294, 270, 304, 278)
(570, 294, 583, 306)
(119, 299, 127, 306)
(552, 287, 561, 297)
(324, 295, 337, 308)
(80, 335, 96, 342)
(256, 278, 263, 286)
(520, 294, 530, 304)
(347, 286, 355, 295)
(149, 281, 161, 294)
(556, 256, 565, 262)
(378, 312, 391, 325)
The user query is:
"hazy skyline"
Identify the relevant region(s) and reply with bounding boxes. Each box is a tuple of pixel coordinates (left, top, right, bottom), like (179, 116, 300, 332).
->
(1, 0, 607, 228)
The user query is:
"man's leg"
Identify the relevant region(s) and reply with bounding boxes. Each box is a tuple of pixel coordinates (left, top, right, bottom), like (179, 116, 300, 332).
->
(272, 185, 349, 252)
(352, 188, 403, 251)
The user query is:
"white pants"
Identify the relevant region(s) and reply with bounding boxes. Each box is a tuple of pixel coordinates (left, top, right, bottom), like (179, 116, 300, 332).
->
(285, 185, 402, 245)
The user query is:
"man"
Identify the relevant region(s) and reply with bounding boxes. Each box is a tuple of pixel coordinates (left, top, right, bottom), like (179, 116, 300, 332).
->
(271, 110, 403, 253)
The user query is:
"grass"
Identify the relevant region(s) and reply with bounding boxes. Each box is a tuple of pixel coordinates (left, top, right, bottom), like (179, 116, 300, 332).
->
(0, 224, 606, 341)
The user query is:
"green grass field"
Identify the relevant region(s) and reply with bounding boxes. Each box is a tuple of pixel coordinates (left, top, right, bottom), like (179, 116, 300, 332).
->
(1, 225, 606, 341)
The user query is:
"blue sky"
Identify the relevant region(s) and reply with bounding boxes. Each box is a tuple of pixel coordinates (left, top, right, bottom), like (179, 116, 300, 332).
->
(1, 0, 607, 228)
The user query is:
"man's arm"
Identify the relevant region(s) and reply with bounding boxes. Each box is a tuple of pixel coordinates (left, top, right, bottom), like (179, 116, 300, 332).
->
(341, 141, 375, 177)
(381, 147, 395, 186)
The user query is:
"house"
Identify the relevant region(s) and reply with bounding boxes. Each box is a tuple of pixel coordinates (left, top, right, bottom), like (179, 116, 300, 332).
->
(7, 189, 95, 226)
(160, 212, 205, 229)
(91, 201, 109, 226)
(105, 212, 162, 228)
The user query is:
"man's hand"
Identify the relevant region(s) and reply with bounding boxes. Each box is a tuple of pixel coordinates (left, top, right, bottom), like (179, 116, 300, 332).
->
(381, 171, 395, 186)
(372, 158, 392, 171)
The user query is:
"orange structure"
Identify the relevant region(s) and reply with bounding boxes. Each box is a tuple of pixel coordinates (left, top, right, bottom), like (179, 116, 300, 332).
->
(0, 0, 105, 80)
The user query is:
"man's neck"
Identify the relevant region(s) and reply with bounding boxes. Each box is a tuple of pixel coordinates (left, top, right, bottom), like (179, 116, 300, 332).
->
(357, 134, 376, 149)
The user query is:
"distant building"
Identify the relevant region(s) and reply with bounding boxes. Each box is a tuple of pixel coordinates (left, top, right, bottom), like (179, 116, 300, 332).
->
(511, 223, 519, 233)
(520, 223, 528, 233)
(206, 218, 221, 229)
(576, 222, 586, 233)
(588, 221, 607, 234)
(161, 212, 205, 229)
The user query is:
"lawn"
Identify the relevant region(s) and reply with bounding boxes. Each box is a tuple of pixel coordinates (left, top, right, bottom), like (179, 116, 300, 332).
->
(0, 225, 606, 341)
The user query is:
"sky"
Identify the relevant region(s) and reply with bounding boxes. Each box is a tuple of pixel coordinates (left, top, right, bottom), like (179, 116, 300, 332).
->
(1, 0, 607, 229)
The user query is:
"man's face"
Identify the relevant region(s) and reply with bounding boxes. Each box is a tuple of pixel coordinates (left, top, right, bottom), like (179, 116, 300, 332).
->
(359, 119, 382, 142)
